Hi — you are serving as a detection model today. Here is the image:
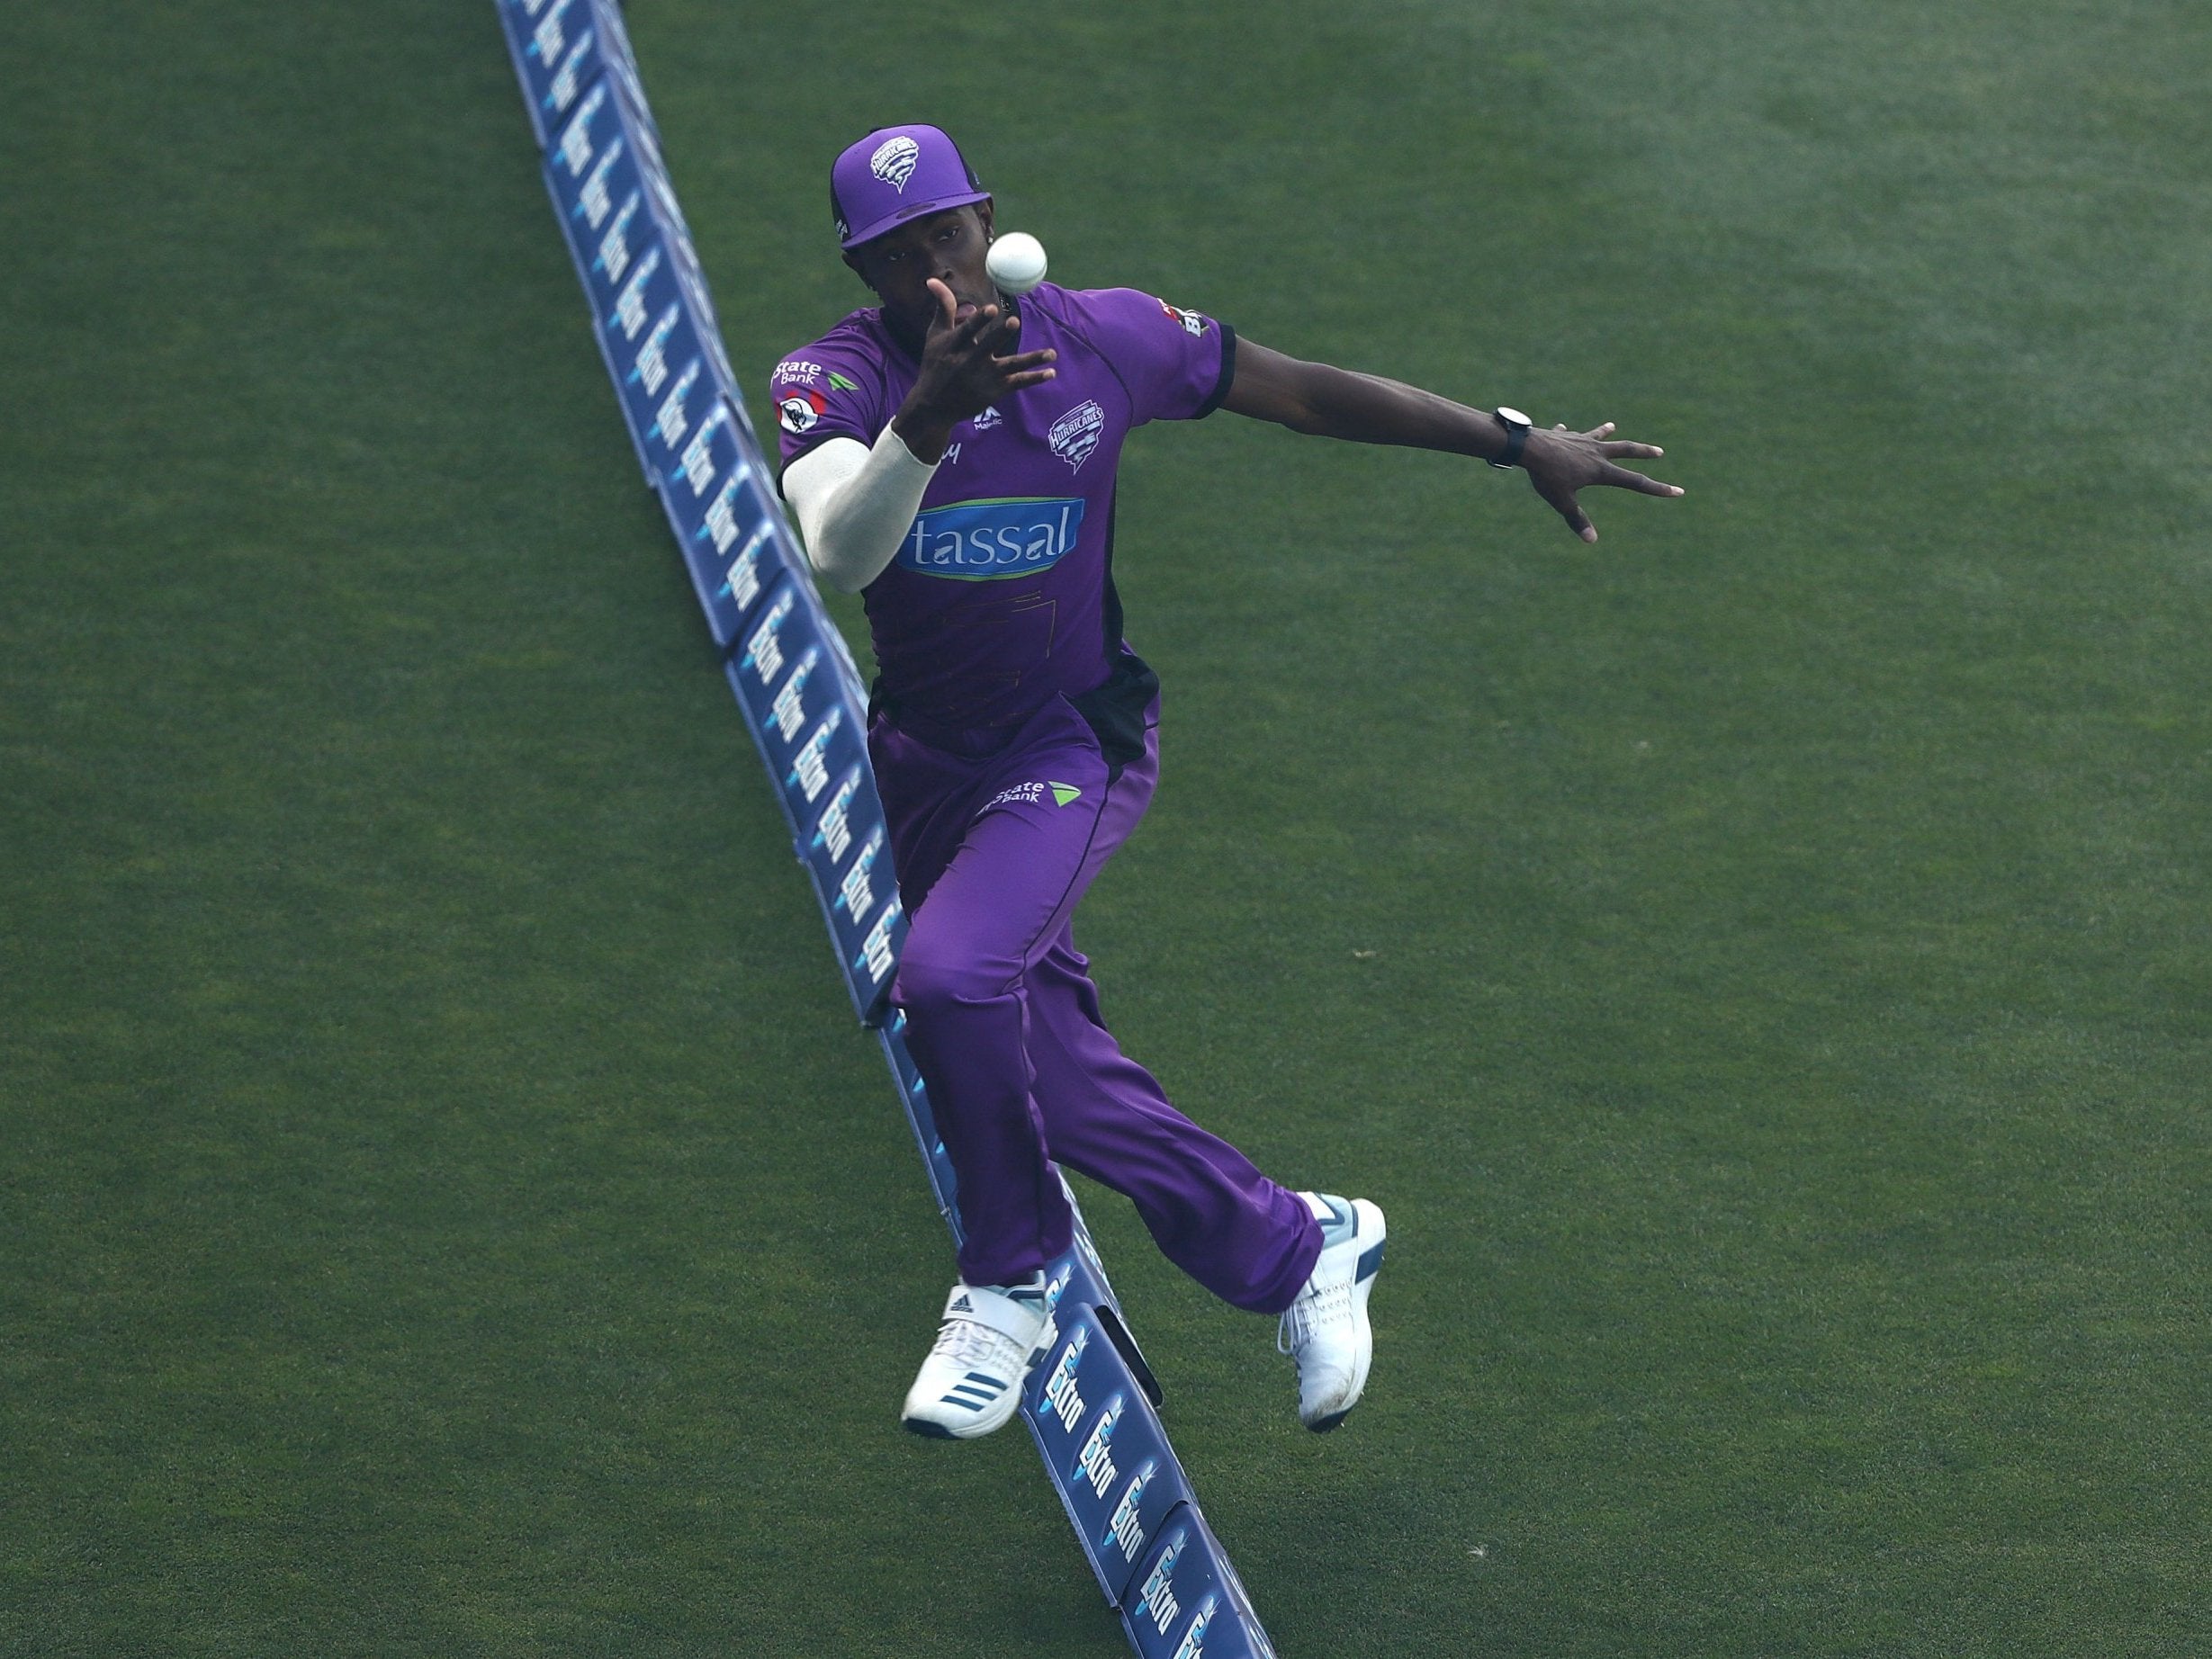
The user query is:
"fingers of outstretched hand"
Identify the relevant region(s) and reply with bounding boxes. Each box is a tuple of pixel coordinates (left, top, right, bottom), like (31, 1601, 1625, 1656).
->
(1557, 425, 1684, 495)
(1599, 462, 1686, 498)
(1535, 478, 1598, 543)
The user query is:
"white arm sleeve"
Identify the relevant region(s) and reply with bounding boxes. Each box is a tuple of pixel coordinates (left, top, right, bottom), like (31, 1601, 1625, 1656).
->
(781, 426, 939, 595)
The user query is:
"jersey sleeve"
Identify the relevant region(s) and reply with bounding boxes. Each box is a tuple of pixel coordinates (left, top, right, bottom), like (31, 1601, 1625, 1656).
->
(1065, 287, 1236, 427)
(769, 338, 889, 471)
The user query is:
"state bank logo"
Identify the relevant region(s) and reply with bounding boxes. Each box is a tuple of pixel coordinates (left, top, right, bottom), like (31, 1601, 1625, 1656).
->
(897, 496, 1085, 580)
(1048, 399, 1106, 471)
(870, 135, 921, 192)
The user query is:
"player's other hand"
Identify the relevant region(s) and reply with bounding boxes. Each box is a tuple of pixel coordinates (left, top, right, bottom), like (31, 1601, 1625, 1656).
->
(1522, 422, 1684, 543)
(894, 277, 1057, 461)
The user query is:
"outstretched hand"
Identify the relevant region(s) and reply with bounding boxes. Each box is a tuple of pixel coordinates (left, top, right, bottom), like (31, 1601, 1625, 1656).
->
(1522, 422, 1684, 543)
(892, 278, 1057, 462)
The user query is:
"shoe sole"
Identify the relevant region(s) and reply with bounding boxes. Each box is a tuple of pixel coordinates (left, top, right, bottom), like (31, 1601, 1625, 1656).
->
(1306, 1200, 1385, 1434)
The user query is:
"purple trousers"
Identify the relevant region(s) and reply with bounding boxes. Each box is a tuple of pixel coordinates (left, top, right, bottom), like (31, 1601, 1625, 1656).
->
(872, 691, 1320, 1314)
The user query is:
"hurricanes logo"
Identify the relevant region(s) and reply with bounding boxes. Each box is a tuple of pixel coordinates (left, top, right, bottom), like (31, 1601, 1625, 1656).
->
(1048, 400, 1106, 471)
(778, 387, 827, 435)
(870, 135, 921, 192)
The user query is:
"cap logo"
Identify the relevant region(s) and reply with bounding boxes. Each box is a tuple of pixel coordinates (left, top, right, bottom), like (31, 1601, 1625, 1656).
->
(870, 136, 921, 193)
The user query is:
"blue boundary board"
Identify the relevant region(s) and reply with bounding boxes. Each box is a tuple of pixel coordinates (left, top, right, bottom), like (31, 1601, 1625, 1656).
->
(494, 5, 1281, 1652)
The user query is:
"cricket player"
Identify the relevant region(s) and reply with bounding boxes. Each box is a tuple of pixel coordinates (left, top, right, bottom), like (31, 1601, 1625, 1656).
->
(772, 126, 1680, 1440)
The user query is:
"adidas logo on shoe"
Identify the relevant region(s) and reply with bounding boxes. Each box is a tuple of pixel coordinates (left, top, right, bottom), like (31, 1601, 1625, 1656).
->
(902, 1277, 1057, 1440)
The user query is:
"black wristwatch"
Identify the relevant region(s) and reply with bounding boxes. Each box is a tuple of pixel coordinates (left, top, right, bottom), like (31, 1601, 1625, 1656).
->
(1488, 407, 1532, 470)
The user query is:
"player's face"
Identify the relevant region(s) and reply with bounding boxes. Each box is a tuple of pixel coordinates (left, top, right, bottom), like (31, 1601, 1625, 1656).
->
(844, 202, 997, 337)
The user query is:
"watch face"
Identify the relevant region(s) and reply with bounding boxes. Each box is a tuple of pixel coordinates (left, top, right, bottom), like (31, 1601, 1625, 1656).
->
(1496, 407, 1532, 427)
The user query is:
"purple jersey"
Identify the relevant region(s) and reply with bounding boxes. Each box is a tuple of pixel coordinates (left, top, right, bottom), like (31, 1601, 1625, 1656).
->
(770, 284, 1234, 735)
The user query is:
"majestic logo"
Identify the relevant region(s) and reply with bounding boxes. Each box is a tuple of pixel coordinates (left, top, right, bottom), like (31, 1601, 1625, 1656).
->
(970, 407, 1003, 432)
(1161, 301, 1209, 338)
(1048, 400, 1106, 471)
(870, 135, 921, 192)
(899, 496, 1085, 581)
(778, 387, 826, 435)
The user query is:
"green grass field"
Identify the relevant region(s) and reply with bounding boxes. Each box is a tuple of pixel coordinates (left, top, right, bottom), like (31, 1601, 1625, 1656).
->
(4, 3, 2208, 1654)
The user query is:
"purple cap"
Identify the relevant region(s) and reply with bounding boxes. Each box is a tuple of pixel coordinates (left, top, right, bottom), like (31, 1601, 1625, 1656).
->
(830, 125, 990, 250)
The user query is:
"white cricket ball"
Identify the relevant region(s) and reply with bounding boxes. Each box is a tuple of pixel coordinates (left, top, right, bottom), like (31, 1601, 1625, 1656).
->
(986, 232, 1048, 296)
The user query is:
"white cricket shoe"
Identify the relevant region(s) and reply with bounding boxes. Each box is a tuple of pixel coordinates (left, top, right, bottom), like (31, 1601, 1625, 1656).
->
(901, 1276, 1057, 1439)
(1278, 1193, 1387, 1432)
